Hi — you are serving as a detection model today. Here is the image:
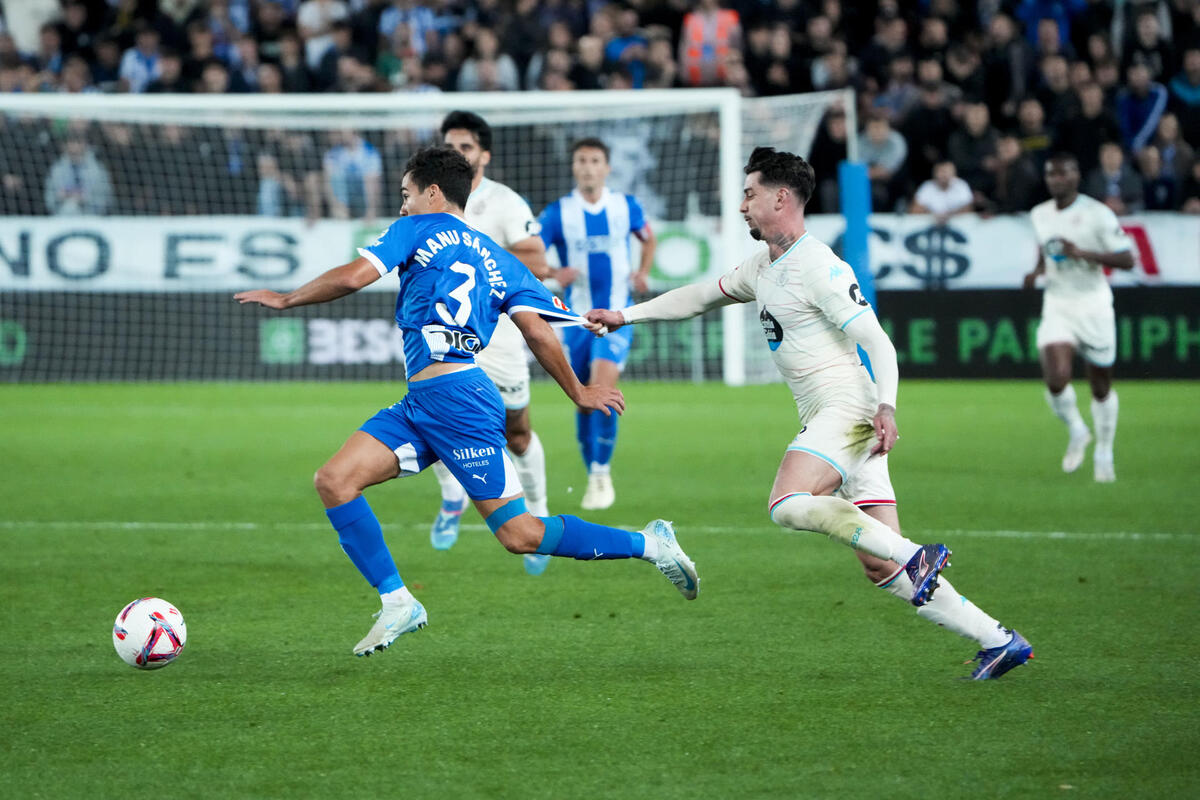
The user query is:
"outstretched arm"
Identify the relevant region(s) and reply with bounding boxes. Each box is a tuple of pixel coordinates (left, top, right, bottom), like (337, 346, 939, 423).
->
(842, 311, 900, 455)
(510, 311, 625, 417)
(234, 256, 381, 309)
(585, 278, 735, 332)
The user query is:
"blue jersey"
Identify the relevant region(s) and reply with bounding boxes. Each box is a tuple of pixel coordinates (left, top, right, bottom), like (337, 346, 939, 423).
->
(538, 187, 646, 313)
(358, 213, 579, 376)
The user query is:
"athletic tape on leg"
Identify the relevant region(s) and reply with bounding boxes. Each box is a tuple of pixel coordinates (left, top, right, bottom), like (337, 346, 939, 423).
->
(484, 497, 527, 534)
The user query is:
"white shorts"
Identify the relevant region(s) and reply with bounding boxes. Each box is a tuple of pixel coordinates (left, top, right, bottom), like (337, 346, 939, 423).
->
(476, 315, 531, 410)
(786, 403, 896, 507)
(1036, 298, 1116, 367)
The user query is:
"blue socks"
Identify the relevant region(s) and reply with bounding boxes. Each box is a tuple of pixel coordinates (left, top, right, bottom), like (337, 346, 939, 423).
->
(535, 515, 645, 560)
(325, 495, 404, 594)
(577, 410, 619, 469)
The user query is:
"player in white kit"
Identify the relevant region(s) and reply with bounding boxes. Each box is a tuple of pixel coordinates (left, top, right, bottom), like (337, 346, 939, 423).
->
(431, 111, 555, 575)
(1023, 153, 1135, 482)
(587, 147, 1033, 679)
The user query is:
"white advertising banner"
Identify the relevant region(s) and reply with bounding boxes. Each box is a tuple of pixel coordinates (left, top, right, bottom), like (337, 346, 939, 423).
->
(1, 213, 1197, 291)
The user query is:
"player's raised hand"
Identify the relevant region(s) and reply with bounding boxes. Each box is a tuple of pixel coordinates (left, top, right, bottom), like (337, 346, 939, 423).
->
(585, 308, 626, 333)
(234, 290, 288, 309)
(631, 270, 650, 294)
(556, 266, 580, 286)
(575, 385, 625, 417)
(871, 403, 899, 455)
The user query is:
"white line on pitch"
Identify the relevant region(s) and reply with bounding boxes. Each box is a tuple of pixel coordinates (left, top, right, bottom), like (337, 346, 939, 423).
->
(0, 520, 1191, 542)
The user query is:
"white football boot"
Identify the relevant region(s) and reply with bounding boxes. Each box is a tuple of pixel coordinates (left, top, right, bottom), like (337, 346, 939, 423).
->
(1061, 426, 1092, 473)
(353, 598, 427, 657)
(581, 472, 615, 510)
(642, 519, 699, 600)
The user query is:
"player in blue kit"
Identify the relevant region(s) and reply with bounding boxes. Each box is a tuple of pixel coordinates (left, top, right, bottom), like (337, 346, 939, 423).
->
(235, 146, 698, 657)
(539, 137, 656, 510)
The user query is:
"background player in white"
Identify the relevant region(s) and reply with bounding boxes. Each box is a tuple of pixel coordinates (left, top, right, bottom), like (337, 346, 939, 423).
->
(1023, 153, 1135, 482)
(587, 147, 1033, 679)
(430, 111, 556, 576)
(538, 137, 656, 511)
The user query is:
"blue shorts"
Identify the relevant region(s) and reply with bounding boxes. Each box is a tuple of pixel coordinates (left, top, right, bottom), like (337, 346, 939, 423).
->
(563, 323, 633, 383)
(359, 367, 521, 501)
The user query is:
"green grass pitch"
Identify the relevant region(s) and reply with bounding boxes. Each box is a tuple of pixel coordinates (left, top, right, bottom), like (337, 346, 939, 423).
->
(1, 380, 1198, 798)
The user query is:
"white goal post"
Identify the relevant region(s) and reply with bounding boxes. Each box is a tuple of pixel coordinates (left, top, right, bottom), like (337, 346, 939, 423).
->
(0, 88, 854, 383)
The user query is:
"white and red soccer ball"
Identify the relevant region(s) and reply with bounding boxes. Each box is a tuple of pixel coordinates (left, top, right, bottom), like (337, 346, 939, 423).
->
(112, 597, 187, 669)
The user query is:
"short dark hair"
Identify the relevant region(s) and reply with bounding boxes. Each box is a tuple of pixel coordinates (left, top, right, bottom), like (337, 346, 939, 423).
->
(404, 145, 474, 209)
(1046, 151, 1079, 170)
(570, 137, 610, 162)
(744, 146, 815, 207)
(440, 110, 492, 152)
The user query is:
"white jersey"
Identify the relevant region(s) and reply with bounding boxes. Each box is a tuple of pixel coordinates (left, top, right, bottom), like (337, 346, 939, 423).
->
(718, 233, 879, 425)
(1030, 194, 1133, 308)
(464, 176, 540, 247)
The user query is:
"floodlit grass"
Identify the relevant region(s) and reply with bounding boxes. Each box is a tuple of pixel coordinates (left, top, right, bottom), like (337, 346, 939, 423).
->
(1, 380, 1197, 798)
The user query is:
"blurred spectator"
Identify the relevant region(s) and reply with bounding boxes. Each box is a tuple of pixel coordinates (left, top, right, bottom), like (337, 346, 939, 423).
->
(642, 29, 678, 89)
(252, 0, 290, 63)
(1168, 47, 1200, 146)
(1035, 18, 1075, 61)
(119, 25, 162, 93)
(256, 61, 284, 93)
(277, 30, 314, 92)
(230, 35, 260, 92)
(524, 20, 573, 89)
(457, 28, 518, 91)
(56, 2, 97, 63)
(1069, 59, 1094, 92)
(874, 55, 920, 126)
(1117, 61, 1169, 151)
(91, 36, 124, 91)
(256, 151, 303, 216)
(983, 13, 1034, 123)
(910, 160, 974, 224)
(857, 112, 908, 212)
(945, 43, 985, 101)
(146, 48, 187, 92)
(316, 21, 362, 90)
(297, 0, 349, 70)
(1084, 141, 1145, 213)
(806, 107, 848, 213)
(379, 0, 437, 59)
(96, 122, 149, 213)
(1094, 56, 1123, 104)
(859, 15, 908, 88)
(44, 132, 113, 215)
(0, 115, 57, 215)
(1152, 112, 1196, 182)
(182, 21, 218, 88)
(322, 130, 381, 220)
(1035, 54, 1080, 123)
(604, 4, 648, 88)
(1122, 10, 1174, 81)
(678, 0, 742, 88)
(1181, 159, 1200, 212)
(59, 54, 96, 93)
(948, 102, 1000, 198)
(1053, 82, 1122, 174)
(198, 59, 232, 93)
(35, 23, 65, 76)
(1, 0, 60, 54)
(1015, 97, 1053, 169)
(570, 34, 605, 90)
(811, 40, 853, 91)
(902, 69, 955, 184)
(1137, 144, 1178, 209)
(1015, 0, 1084, 49)
(985, 134, 1044, 214)
(916, 15, 950, 64)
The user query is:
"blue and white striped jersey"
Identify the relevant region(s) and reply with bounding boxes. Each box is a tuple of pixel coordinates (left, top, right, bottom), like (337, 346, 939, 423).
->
(538, 187, 647, 313)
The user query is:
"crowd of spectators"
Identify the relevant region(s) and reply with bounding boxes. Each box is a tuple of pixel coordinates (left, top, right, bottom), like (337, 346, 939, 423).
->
(2, 0, 1200, 218)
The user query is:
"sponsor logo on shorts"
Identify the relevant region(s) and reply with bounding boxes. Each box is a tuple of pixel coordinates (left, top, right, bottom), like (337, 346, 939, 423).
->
(453, 446, 496, 461)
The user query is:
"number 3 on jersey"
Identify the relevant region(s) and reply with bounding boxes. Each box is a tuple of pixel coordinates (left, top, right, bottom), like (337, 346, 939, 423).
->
(435, 261, 476, 326)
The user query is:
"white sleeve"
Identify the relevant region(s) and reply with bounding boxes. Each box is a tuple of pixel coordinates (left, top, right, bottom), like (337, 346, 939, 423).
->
(501, 193, 538, 246)
(841, 310, 899, 410)
(621, 280, 734, 324)
(1095, 204, 1133, 253)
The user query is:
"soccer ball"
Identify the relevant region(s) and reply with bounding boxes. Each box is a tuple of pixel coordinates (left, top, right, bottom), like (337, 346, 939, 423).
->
(112, 597, 187, 670)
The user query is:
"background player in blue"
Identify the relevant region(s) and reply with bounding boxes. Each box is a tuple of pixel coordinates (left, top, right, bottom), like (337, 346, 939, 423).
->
(539, 137, 656, 511)
(235, 147, 698, 657)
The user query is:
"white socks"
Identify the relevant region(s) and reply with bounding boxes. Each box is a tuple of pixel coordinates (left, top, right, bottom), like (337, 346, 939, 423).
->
(877, 567, 1010, 649)
(771, 494, 922, 563)
(1046, 384, 1088, 435)
(432, 461, 467, 507)
(509, 431, 548, 517)
(380, 585, 416, 608)
(1091, 391, 1118, 458)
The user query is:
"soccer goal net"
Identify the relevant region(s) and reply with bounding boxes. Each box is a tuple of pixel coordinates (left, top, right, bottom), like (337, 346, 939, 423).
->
(0, 88, 851, 383)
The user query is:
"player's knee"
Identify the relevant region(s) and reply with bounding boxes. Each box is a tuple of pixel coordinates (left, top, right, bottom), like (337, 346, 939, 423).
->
(313, 464, 352, 505)
(769, 493, 848, 533)
(855, 550, 894, 583)
(506, 428, 531, 456)
(1046, 376, 1070, 394)
(494, 520, 540, 553)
